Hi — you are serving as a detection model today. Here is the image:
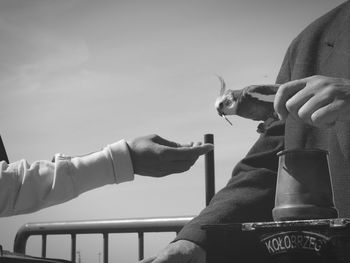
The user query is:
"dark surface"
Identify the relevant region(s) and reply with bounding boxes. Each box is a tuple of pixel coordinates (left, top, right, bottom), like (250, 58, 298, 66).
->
(203, 218, 350, 263)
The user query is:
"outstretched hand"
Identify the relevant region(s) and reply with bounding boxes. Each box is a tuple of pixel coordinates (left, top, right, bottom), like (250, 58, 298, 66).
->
(274, 75, 350, 127)
(128, 134, 213, 177)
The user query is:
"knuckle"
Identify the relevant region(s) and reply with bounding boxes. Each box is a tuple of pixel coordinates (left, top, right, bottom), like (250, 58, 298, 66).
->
(277, 83, 288, 97)
(278, 82, 288, 91)
(322, 87, 335, 98)
(310, 75, 323, 82)
(311, 111, 321, 123)
(285, 99, 296, 112)
(312, 75, 328, 86)
(297, 107, 310, 121)
(309, 75, 320, 81)
(317, 85, 338, 101)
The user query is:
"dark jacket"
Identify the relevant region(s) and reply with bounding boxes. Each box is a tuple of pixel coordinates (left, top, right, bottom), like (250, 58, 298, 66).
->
(175, 0, 350, 249)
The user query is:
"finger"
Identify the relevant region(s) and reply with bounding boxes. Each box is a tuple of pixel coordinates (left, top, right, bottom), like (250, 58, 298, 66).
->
(165, 143, 214, 160)
(153, 135, 182, 148)
(311, 100, 343, 127)
(177, 141, 204, 147)
(274, 79, 307, 119)
(285, 92, 313, 118)
(295, 93, 333, 124)
(179, 142, 195, 147)
(154, 136, 199, 148)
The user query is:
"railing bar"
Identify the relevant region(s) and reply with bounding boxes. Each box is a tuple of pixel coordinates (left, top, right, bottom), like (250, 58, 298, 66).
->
(41, 234, 47, 258)
(138, 232, 144, 260)
(204, 134, 215, 206)
(71, 234, 76, 262)
(13, 217, 194, 261)
(103, 233, 109, 263)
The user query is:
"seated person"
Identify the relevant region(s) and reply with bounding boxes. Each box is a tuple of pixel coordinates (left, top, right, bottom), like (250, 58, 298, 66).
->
(140, 1, 350, 262)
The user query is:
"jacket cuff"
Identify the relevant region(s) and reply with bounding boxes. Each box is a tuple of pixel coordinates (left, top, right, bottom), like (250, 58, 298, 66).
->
(173, 222, 207, 250)
(106, 139, 134, 184)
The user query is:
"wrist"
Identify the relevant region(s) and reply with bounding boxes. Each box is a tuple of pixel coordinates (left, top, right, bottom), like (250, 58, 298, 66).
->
(107, 140, 134, 183)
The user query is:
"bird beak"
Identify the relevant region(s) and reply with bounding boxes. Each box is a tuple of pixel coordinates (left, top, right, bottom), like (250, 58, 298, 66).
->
(222, 114, 233, 126)
(217, 109, 233, 126)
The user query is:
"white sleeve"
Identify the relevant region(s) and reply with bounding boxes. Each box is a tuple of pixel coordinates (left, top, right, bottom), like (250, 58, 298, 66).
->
(0, 139, 134, 217)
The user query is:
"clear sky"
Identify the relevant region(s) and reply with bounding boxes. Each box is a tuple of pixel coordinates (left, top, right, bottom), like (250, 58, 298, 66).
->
(0, 0, 346, 262)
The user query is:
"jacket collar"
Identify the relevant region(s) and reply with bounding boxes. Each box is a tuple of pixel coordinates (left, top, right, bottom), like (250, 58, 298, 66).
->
(0, 136, 9, 163)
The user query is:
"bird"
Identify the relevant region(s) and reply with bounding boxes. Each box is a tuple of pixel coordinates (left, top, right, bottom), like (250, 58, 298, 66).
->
(215, 76, 280, 125)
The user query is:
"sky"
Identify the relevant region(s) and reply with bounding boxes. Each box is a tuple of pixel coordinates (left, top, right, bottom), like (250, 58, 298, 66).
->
(0, 0, 347, 262)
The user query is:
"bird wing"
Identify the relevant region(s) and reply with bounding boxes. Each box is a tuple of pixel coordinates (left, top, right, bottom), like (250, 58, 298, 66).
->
(244, 84, 279, 103)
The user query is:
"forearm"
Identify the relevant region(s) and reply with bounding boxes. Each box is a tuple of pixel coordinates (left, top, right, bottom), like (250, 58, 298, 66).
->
(0, 139, 133, 217)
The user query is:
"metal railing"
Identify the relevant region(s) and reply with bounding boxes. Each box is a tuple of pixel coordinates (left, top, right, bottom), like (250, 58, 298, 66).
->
(13, 216, 193, 262)
(13, 134, 215, 262)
